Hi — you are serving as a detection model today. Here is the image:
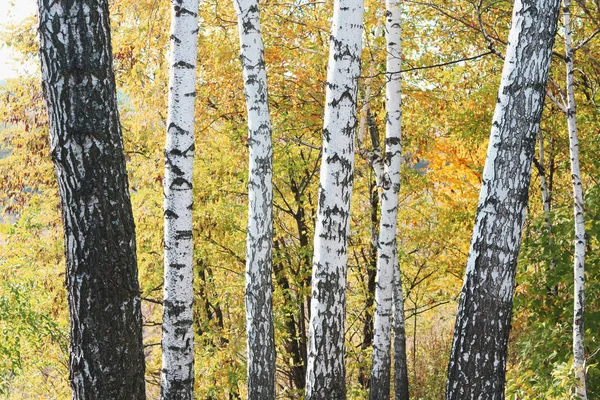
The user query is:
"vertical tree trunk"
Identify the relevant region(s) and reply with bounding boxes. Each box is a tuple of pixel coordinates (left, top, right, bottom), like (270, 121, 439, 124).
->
(393, 263, 409, 400)
(369, 0, 404, 397)
(445, 1, 561, 399)
(37, 1, 146, 398)
(161, 0, 199, 398)
(305, 0, 365, 397)
(233, 0, 276, 398)
(563, 1, 588, 397)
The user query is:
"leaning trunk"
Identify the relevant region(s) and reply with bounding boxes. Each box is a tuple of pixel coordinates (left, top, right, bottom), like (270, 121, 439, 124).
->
(563, 0, 587, 397)
(233, 0, 276, 397)
(37, 0, 146, 398)
(445, 0, 561, 398)
(305, 0, 365, 397)
(161, 0, 199, 398)
(369, 0, 404, 397)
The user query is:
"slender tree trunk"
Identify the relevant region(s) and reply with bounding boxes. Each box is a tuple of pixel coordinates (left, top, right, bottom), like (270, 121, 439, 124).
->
(393, 262, 409, 400)
(534, 132, 558, 295)
(233, 0, 276, 397)
(37, 1, 146, 398)
(445, 1, 561, 399)
(161, 0, 199, 398)
(563, 1, 588, 397)
(358, 179, 378, 390)
(369, 0, 404, 397)
(305, 0, 365, 397)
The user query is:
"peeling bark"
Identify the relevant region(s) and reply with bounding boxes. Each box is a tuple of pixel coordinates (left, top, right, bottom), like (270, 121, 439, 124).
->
(161, 0, 199, 398)
(37, 0, 146, 398)
(234, 0, 276, 397)
(305, 0, 365, 397)
(446, 0, 561, 398)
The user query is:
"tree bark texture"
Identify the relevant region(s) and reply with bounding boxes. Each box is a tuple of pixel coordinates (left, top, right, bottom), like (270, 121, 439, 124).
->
(37, 1, 146, 398)
(393, 263, 409, 400)
(369, 0, 404, 398)
(233, 0, 276, 398)
(445, 1, 561, 399)
(305, 0, 364, 398)
(563, 1, 588, 397)
(161, 0, 199, 398)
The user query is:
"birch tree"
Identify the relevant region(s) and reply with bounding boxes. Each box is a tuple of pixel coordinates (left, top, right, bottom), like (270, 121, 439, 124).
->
(369, 0, 407, 397)
(37, 0, 146, 397)
(233, 0, 276, 397)
(393, 263, 409, 400)
(446, 0, 561, 398)
(161, 0, 199, 398)
(305, 0, 365, 397)
(563, 0, 587, 396)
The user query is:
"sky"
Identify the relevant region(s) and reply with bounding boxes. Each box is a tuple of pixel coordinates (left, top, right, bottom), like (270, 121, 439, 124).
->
(0, 0, 37, 80)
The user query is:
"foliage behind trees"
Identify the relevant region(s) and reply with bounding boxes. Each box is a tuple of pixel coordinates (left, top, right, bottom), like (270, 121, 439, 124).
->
(1, 0, 600, 398)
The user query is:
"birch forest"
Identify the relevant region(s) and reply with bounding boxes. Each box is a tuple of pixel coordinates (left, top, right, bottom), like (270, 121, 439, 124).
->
(3, 0, 600, 398)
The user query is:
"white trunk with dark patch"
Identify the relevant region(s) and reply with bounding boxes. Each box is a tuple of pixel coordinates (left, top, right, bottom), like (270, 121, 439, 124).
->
(564, 1, 587, 397)
(233, 0, 276, 397)
(37, 0, 147, 398)
(446, 0, 561, 398)
(161, 1, 199, 398)
(369, 1, 404, 398)
(305, 0, 364, 398)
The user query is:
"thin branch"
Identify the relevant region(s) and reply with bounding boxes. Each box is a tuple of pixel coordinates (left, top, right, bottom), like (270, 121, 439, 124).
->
(399, 51, 494, 74)
(574, 28, 600, 52)
(141, 296, 163, 305)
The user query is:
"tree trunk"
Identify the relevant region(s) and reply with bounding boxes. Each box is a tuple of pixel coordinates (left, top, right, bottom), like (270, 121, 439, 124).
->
(305, 0, 365, 397)
(393, 263, 409, 400)
(370, 0, 404, 397)
(37, 1, 146, 398)
(233, 0, 276, 398)
(161, 0, 199, 398)
(445, 1, 561, 399)
(534, 131, 558, 296)
(563, 1, 588, 397)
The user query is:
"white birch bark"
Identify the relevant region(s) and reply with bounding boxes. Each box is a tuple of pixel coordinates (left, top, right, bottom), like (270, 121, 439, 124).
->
(564, 1, 588, 397)
(161, 0, 199, 398)
(446, 0, 561, 398)
(369, 0, 404, 398)
(305, 0, 365, 397)
(233, 0, 276, 397)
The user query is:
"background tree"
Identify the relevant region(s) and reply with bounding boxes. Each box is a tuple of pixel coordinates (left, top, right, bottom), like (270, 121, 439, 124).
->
(563, 1, 588, 397)
(36, 0, 147, 397)
(368, 0, 408, 397)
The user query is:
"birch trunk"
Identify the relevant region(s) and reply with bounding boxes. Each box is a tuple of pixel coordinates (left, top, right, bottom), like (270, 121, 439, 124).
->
(37, 0, 146, 398)
(233, 0, 276, 397)
(445, 0, 561, 398)
(393, 262, 409, 400)
(161, 0, 199, 398)
(369, 0, 404, 397)
(305, 0, 364, 397)
(563, 1, 588, 397)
